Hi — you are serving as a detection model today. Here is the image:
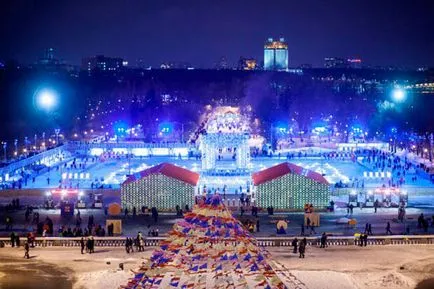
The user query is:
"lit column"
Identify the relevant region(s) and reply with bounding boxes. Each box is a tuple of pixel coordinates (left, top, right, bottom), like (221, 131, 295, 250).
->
(55, 128, 60, 145)
(2, 142, 7, 162)
(14, 139, 18, 158)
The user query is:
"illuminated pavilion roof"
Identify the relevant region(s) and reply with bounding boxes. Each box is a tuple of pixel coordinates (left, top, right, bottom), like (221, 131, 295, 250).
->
(252, 162, 329, 186)
(122, 162, 200, 186)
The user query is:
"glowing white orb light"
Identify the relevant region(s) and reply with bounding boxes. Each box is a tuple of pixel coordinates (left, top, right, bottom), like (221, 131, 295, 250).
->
(37, 89, 57, 110)
(392, 89, 406, 102)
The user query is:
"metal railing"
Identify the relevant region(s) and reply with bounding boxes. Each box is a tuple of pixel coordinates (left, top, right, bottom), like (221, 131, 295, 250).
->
(67, 142, 192, 150)
(0, 146, 67, 176)
(0, 235, 432, 248)
(0, 141, 195, 178)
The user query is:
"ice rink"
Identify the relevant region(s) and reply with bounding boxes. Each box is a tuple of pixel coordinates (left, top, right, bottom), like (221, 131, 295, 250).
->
(20, 155, 434, 192)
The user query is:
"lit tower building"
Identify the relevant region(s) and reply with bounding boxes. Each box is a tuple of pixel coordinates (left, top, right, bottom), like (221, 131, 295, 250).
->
(264, 37, 288, 71)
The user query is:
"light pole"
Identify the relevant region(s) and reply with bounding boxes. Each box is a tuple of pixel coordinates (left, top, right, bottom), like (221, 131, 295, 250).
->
(55, 128, 60, 146)
(172, 122, 185, 143)
(162, 122, 185, 143)
(181, 123, 184, 143)
(2, 142, 7, 162)
(14, 139, 18, 158)
(24, 136, 28, 153)
(42, 132, 46, 150)
(34, 134, 37, 150)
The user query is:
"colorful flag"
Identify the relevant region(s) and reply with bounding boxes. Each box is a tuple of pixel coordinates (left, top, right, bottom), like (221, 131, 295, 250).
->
(250, 263, 259, 272)
(190, 265, 199, 272)
(230, 254, 238, 260)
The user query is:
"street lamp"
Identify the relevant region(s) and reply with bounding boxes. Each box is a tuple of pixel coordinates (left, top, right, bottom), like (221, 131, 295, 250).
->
(24, 136, 28, 153)
(2, 142, 7, 162)
(14, 139, 18, 158)
(36, 89, 58, 111)
(55, 128, 60, 146)
(173, 122, 185, 143)
(392, 88, 406, 103)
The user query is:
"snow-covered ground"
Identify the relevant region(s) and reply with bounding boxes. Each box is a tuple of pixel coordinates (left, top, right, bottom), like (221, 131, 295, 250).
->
(0, 245, 433, 289)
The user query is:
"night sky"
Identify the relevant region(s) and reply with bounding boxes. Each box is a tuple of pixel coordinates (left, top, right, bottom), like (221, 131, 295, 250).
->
(1, 0, 434, 68)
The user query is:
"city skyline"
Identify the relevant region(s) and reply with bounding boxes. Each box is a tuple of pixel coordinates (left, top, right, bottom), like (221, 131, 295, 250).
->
(1, 0, 434, 68)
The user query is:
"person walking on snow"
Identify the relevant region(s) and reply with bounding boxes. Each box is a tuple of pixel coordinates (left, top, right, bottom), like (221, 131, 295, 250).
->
(386, 222, 393, 235)
(292, 238, 298, 253)
(299, 238, 306, 258)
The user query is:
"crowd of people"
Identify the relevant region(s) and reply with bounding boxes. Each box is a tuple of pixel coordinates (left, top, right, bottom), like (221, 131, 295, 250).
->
(124, 229, 159, 254)
(0, 153, 69, 190)
(361, 149, 420, 188)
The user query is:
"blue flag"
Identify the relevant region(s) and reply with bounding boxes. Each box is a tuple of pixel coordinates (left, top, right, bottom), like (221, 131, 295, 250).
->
(250, 263, 259, 272)
(191, 265, 199, 272)
(182, 228, 190, 234)
(243, 253, 252, 261)
(192, 255, 201, 261)
(230, 254, 238, 260)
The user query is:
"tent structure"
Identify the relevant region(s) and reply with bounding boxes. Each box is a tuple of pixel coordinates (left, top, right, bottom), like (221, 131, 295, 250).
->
(252, 162, 330, 210)
(121, 194, 306, 289)
(121, 163, 199, 211)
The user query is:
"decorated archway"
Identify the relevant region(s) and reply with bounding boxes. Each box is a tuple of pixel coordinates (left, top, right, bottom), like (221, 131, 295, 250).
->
(198, 107, 251, 172)
(200, 132, 250, 171)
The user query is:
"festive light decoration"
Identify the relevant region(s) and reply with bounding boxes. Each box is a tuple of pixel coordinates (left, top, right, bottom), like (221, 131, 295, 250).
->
(200, 106, 251, 172)
(253, 162, 330, 210)
(200, 133, 250, 171)
(121, 163, 199, 211)
(122, 194, 298, 288)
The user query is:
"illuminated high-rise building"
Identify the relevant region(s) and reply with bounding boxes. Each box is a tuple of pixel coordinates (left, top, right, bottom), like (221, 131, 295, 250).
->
(264, 37, 288, 71)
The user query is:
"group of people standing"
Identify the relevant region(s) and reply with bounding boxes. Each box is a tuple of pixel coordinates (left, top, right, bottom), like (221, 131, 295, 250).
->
(125, 232, 148, 253)
(291, 237, 307, 258)
(80, 236, 95, 254)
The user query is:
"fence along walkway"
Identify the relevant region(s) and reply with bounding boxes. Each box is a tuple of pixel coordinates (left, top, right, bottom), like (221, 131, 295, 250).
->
(0, 235, 433, 248)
